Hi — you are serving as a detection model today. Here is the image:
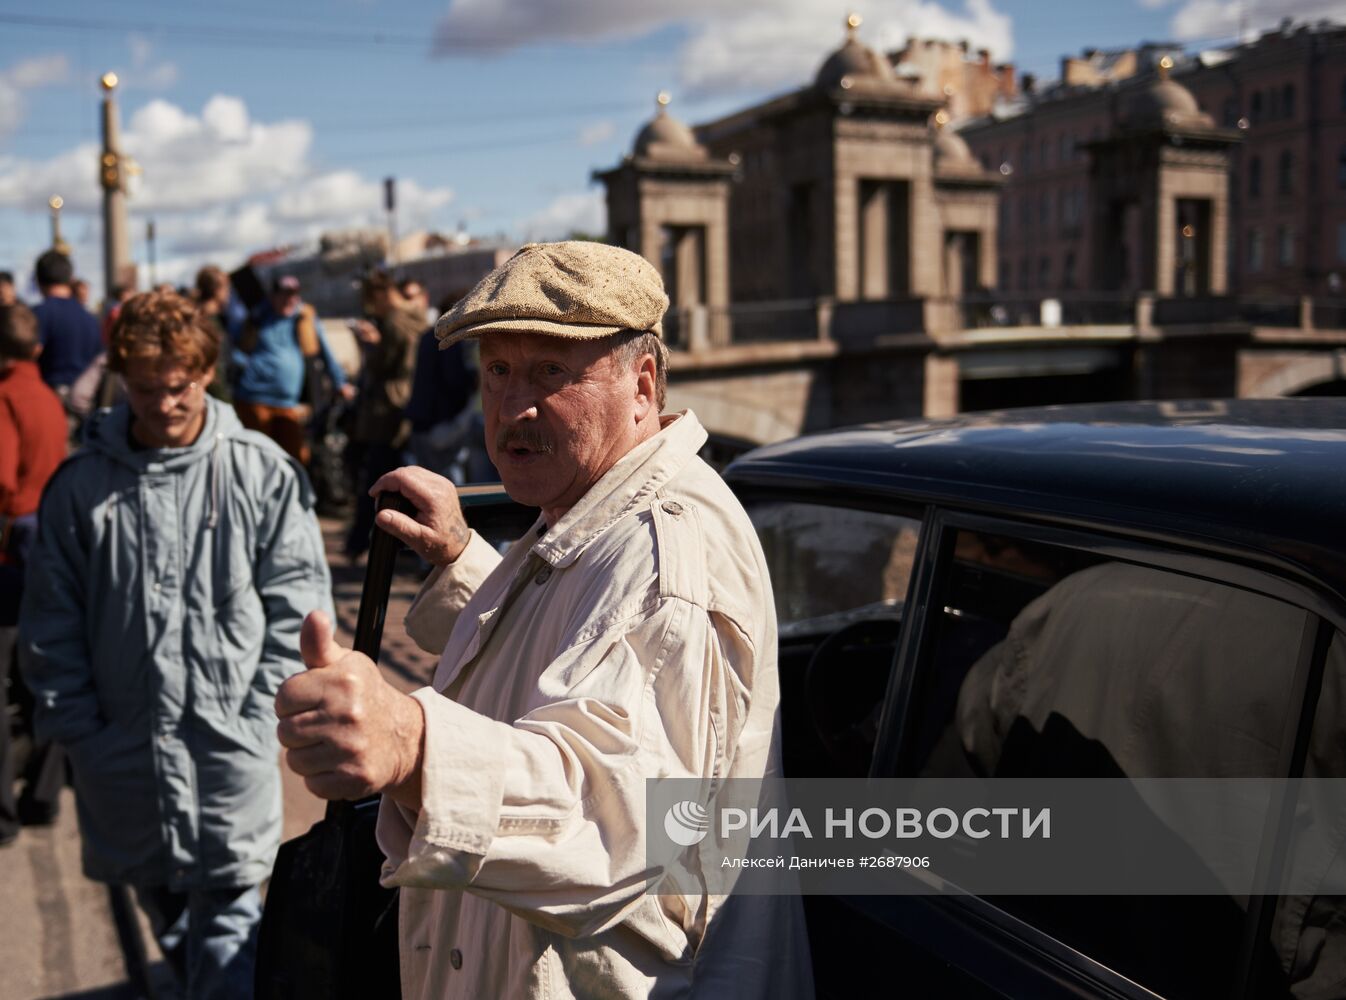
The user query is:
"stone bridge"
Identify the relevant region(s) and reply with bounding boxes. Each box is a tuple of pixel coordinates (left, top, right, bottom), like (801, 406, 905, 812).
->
(663, 292, 1346, 454)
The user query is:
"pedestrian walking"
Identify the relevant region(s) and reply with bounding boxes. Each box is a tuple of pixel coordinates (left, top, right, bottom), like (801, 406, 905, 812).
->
(20, 289, 334, 997)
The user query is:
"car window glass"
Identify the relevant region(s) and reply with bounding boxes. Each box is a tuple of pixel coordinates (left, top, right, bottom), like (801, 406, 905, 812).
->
(748, 501, 920, 636)
(745, 500, 921, 779)
(1262, 630, 1346, 999)
(911, 528, 1309, 1000)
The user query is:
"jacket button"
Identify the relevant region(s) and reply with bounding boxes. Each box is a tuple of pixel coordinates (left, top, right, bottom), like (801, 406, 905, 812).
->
(661, 500, 684, 515)
(534, 565, 552, 585)
(449, 948, 463, 970)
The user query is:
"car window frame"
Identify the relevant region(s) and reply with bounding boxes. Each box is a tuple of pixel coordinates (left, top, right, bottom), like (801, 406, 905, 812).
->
(868, 506, 1344, 1000)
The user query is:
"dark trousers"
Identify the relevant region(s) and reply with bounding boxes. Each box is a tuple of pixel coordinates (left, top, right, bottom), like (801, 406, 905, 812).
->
(1, 515, 66, 840)
(344, 442, 403, 557)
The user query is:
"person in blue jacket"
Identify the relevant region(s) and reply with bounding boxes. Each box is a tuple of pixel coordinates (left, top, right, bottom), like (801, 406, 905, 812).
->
(232, 273, 353, 464)
(31, 250, 101, 406)
(20, 289, 334, 998)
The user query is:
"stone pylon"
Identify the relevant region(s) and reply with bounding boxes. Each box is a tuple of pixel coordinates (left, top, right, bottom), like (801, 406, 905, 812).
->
(99, 72, 135, 293)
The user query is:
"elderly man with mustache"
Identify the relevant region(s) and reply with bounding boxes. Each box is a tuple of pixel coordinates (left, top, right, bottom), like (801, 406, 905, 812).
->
(275, 242, 812, 1000)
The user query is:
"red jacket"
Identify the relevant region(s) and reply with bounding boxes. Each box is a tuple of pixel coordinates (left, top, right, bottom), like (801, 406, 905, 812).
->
(0, 360, 67, 519)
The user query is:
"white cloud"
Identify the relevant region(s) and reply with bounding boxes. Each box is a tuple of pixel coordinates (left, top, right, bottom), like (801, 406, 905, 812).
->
(0, 94, 455, 293)
(124, 32, 180, 92)
(578, 120, 617, 146)
(8, 54, 70, 89)
(679, 0, 1012, 98)
(433, 0, 1013, 99)
(0, 54, 71, 139)
(518, 189, 605, 241)
(1169, 0, 1342, 40)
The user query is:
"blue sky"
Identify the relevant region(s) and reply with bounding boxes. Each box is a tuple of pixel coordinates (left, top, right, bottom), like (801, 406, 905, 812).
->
(0, 0, 1336, 297)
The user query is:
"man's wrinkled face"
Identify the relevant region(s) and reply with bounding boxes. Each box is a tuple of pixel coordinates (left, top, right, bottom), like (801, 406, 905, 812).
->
(123, 357, 214, 449)
(480, 333, 645, 521)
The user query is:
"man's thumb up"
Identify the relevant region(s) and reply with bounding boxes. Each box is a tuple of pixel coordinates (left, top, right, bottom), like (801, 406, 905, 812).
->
(300, 610, 346, 670)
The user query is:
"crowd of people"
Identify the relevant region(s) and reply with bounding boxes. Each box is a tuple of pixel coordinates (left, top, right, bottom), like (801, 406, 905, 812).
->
(0, 241, 796, 999)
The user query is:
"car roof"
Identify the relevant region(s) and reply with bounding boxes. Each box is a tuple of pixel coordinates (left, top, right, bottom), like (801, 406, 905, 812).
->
(725, 399, 1346, 603)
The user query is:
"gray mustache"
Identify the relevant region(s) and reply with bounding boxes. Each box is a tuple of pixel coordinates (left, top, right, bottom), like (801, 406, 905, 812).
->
(496, 428, 555, 454)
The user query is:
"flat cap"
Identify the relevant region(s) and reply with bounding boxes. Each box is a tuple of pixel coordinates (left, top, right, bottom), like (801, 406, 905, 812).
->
(435, 241, 668, 348)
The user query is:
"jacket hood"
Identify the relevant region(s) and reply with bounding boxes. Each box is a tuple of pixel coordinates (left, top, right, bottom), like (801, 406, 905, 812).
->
(84, 398, 247, 530)
(84, 396, 243, 472)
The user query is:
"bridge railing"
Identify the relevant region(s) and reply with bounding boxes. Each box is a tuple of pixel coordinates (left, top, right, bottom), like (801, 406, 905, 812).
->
(665, 300, 820, 350)
(954, 292, 1137, 329)
(1150, 295, 1302, 328)
(663, 293, 1346, 353)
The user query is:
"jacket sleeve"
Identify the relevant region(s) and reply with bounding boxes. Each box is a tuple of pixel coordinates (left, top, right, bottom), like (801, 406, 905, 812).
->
(18, 471, 101, 745)
(0, 398, 18, 512)
(377, 594, 755, 942)
(402, 530, 500, 655)
(247, 457, 334, 703)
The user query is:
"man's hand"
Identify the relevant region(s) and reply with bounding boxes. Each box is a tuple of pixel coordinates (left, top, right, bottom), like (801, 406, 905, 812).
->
(338, 382, 357, 402)
(370, 466, 471, 566)
(276, 611, 424, 807)
(351, 318, 381, 346)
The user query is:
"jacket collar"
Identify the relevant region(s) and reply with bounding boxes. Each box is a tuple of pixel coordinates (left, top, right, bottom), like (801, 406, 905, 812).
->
(532, 410, 708, 570)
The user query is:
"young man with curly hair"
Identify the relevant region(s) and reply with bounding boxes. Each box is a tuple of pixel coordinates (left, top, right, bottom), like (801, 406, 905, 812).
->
(20, 289, 334, 998)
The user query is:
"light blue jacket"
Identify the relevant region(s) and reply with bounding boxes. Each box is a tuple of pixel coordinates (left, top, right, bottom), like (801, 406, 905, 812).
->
(19, 398, 333, 889)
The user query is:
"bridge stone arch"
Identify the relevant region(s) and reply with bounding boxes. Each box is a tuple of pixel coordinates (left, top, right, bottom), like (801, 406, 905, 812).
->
(1243, 350, 1346, 398)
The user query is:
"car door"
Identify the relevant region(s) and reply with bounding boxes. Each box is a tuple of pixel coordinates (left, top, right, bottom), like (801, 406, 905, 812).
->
(839, 510, 1346, 1000)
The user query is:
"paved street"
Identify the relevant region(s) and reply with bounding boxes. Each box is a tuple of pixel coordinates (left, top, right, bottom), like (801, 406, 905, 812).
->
(0, 516, 437, 1000)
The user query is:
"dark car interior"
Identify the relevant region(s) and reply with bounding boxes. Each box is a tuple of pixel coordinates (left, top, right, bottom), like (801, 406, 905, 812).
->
(747, 502, 1330, 1000)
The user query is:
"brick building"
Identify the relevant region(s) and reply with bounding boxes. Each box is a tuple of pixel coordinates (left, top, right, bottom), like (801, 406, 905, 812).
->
(597, 16, 1001, 318)
(960, 21, 1346, 297)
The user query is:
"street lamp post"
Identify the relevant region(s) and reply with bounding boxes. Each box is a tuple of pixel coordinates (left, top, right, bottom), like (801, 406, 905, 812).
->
(100, 72, 134, 294)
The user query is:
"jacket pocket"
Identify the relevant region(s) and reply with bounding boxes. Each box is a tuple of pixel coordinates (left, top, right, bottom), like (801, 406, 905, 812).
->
(208, 577, 266, 697)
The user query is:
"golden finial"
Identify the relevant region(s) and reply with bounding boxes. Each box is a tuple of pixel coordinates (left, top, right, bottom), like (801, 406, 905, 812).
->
(100, 72, 118, 91)
(48, 195, 63, 211)
(933, 109, 950, 128)
(847, 13, 862, 36)
(656, 91, 671, 109)
(1158, 55, 1173, 81)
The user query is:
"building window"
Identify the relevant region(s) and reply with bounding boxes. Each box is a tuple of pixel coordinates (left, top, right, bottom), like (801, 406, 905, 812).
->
(1250, 90, 1262, 124)
(1338, 145, 1346, 189)
(1040, 138, 1050, 169)
(1023, 143, 1032, 173)
(1222, 97, 1238, 127)
(1249, 156, 1261, 199)
(1060, 134, 1071, 162)
(1248, 228, 1264, 272)
(1019, 256, 1030, 291)
(1338, 222, 1346, 263)
(1063, 250, 1077, 290)
(999, 259, 1010, 289)
(1268, 87, 1281, 120)
(1040, 192, 1050, 227)
(1278, 150, 1294, 196)
(1282, 83, 1295, 121)
(1038, 255, 1051, 289)
(1021, 197, 1032, 230)
(1278, 226, 1295, 267)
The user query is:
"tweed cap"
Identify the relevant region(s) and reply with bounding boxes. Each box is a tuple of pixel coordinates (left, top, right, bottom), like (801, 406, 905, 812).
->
(435, 241, 668, 348)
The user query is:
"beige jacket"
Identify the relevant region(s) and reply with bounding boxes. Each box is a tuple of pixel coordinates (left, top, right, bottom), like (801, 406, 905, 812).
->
(377, 411, 812, 1000)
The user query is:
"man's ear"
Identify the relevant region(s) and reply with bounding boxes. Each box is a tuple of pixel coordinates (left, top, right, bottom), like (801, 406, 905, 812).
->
(633, 352, 657, 418)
